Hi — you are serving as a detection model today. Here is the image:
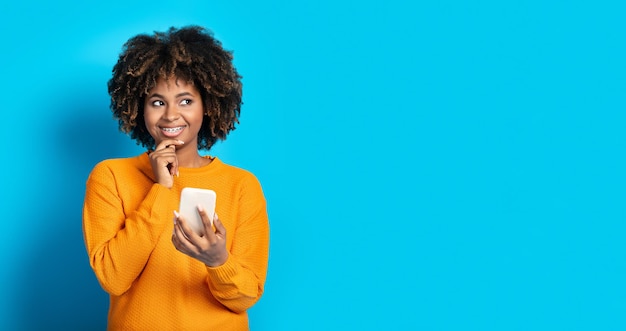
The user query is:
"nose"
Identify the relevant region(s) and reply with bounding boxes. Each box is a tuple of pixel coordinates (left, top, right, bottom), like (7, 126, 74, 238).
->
(162, 105, 180, 121)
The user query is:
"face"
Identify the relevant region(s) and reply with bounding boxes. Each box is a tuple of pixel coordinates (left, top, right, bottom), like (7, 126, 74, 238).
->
(144, 76, 204, 148)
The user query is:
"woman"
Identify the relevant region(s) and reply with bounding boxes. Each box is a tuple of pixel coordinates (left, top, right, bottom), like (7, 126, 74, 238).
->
(82, 26, 269, 330)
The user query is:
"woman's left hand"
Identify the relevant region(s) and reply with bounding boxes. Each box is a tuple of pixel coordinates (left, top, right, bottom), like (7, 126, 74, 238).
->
(172, 206, 228, 267)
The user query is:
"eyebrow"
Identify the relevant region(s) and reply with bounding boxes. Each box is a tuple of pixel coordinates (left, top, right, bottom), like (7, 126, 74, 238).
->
(147, 92, 196, 99)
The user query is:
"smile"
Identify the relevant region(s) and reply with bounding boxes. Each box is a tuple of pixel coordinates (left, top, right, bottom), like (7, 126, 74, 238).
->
(161, 126, 185, 133)
(160, 126, 186, 137)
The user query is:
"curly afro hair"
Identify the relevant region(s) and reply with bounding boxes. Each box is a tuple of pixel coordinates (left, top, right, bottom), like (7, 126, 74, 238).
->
(107, 25, 242, 151)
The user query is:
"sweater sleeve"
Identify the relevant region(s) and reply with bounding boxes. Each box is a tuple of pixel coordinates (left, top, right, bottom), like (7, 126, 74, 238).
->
(205, 173, 270, 313)
(82, 161, 175, 296)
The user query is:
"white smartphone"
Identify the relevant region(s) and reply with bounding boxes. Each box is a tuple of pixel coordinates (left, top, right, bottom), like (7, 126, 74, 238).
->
(178, 187, 217, 235)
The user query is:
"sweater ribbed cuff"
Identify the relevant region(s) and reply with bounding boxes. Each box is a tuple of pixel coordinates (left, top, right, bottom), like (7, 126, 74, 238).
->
(205, 255, 237, 284)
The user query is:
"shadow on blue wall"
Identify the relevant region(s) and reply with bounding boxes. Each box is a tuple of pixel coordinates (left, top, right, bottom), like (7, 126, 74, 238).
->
(15, 95, 136, 330)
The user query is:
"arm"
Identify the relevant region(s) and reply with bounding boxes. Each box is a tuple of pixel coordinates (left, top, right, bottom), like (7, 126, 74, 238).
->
(82, 162, 175, 295)
(209, 174, 269, 312)
(205, 193, 269, 313)
(172, 174, 270, 313)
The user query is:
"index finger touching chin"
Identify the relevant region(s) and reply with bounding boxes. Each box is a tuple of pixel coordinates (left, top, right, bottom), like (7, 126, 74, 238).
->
(157, 139, 185, 150)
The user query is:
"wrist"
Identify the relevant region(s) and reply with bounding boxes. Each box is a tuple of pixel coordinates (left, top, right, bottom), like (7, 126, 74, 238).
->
(205, 252, 229, 268)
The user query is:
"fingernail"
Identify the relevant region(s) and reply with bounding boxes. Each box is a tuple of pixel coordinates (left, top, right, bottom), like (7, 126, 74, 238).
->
(173, 210, 179, 223)
(178, 140, 185, 144)
(197, 204, 204, 212)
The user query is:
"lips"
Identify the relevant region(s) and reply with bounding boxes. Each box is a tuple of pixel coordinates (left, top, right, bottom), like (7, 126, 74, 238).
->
(160, 126, 185, 137)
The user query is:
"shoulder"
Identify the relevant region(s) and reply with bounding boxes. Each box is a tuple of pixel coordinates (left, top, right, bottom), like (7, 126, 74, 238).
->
(212, 158, 264, 188)
(212, 160, 267, 211)
(89, 153, 149, 177)
(212, 158, 256, 178)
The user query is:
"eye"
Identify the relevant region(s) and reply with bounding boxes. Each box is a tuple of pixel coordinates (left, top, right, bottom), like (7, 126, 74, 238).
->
(180, 99, 193, 106)
(151, 100, 165, 107)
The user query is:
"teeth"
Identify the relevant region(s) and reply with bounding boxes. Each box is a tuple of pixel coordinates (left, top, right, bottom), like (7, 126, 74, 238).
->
(162, 127, 183, 133)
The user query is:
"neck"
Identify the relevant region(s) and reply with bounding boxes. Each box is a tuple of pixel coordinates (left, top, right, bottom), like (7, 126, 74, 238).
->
(175, 147, 208, 168)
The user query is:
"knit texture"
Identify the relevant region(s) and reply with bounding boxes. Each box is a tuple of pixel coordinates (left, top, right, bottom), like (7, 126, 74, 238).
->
(83, 153, 269, 330)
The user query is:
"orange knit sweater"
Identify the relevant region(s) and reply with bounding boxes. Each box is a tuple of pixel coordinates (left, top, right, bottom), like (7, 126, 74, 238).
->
(82, 153, 269, 330)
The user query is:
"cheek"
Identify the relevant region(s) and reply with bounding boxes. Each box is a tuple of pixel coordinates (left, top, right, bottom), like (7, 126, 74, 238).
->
(197, 113, 206, 126)
(143, 111, 157, 127)
(143, 113, 160, 135)
(190, 108, 205, 126)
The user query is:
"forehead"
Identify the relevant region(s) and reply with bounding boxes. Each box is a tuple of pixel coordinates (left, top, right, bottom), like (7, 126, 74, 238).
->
(149, 76, 198, 94)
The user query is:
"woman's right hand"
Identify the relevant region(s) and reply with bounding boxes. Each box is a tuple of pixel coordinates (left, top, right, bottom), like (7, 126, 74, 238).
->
(149, 139, 184, 188)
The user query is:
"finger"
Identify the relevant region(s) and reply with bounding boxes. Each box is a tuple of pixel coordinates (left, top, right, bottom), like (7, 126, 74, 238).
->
(169, 155, 179, 177)
(173, 211, 195, 243)
(174, 220, 190, 244)
(164, 142, 181, 176)
(155, 139, 185, 151)
(213, 214, 227, 237)
(197, 204, 217, 243)
(152, 142, 180, 177)
(149, 145, 176, 164)
(173, 210, 180, 225)
(171, 218, 186, 250)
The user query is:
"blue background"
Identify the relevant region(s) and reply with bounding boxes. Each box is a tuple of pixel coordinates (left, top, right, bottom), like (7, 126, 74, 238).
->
(1, 0, 625, 330)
